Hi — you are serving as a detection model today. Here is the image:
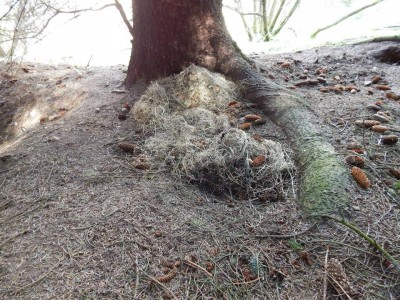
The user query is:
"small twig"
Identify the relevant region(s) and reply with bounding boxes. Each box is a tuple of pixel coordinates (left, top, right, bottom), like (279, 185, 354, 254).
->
(328, 275, 354, 300)
(86, 54, 93, 68)
(13, 257, 63, 294)
(133, 257, 140, 298)
(0, 229, 28, 249)
(0, 177, 8, 190)
(114, 0, 134, 37)
(106, 208, 120, 217)
(232, 277, 260, 285)
(0, 197, 47, 226)
(39, 1, 115, 14)
(323, 247, 329, 300)
(312, 239, 380, 258)
(123, 219, 150, 239)
(376, 162, 400, 167)
(223, 5, 263, 17)
(322, 215, 400, 272)
(0, 198, 13, 212)
(183, 259, 213, 277)
(0, 0, 19, 21)
(255, 222, 316, 239)
(71, 225, 93, 230)
(106, 240, 150, 251)
(142, 272, 179, 300)
(45, 161, 55, 183)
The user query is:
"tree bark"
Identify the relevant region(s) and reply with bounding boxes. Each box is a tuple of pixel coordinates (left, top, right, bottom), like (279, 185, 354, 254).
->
(126, 0, 230, 83)
(127, 0, 350, 217)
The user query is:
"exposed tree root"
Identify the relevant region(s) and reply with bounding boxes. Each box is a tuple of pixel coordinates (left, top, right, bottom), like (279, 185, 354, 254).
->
(222, 61, 351, 216)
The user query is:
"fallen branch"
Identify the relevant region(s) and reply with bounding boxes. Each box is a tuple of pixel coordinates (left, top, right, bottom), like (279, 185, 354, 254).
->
(322, 215, 400, 272)
(311, 0, 383, 38)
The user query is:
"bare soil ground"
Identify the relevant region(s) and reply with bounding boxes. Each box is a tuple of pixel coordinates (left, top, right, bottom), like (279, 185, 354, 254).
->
(0, 41, 399, 299)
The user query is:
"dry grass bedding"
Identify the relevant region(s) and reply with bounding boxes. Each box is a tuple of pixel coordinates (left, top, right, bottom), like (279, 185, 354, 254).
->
(133, 65, 293, 199)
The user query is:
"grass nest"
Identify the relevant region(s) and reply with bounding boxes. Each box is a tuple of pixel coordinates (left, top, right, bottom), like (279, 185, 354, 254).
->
(133, 65, 293, 199)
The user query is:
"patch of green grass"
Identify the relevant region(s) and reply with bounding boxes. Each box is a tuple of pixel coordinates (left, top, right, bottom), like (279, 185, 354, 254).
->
(394, 181, 400, 191)
(288, 239, 303, 251)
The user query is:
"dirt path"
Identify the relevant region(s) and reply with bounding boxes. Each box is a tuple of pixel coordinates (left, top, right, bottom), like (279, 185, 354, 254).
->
(0, 42, 399, 299)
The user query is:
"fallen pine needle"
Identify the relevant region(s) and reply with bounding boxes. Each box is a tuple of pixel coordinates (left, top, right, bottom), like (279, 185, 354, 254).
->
(13, 257, 63, 294)
(183, 259, 213, 277)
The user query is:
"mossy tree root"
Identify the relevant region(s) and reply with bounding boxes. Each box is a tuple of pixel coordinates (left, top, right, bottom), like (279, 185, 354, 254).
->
(226, 65, 351, 216)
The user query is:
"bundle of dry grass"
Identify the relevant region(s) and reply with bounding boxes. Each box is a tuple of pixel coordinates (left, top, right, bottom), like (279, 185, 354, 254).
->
(133, 65, 293, 199)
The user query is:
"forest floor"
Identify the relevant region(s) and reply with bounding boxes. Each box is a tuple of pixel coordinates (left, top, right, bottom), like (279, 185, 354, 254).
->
(0, 41, 399, 299)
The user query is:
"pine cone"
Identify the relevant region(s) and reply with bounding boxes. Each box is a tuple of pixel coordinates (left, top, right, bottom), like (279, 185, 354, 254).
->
(389, 168, 400, 179)
(380, 135, 398, 145)
(351, 166, 371, 189)
(154, 270, 177, 283)
(354, 119, 380, 128)
(252, 118, 267, 126)
(228, 100, 239, 106)
(371, 125, 388, 133)
(239, 122, 252, 130)
(375, 84, 391, 91)
(250, 155, 266, 167)
(252, 133, 264, 142)
(134, 163, 151, 170)
(386, 92, 400, 100)
(118, 142, 135, 153)
(118, 114, 127, 121)
(371, 75, 382, 84)
(327, 258, 354, 296)
(345, 142, 362, 150)
(244, 114, 262, 122)
(351, 148, 364, 154)
(344, 155, 365, 168)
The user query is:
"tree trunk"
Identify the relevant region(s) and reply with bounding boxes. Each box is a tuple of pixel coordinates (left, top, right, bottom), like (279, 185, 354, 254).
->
(126, 0, 231, 83)
(126, 0, 351, 217)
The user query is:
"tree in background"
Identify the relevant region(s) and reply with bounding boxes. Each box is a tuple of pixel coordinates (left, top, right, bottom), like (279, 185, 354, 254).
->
(225, 0, 301, 41)
(1, 0, 69, 63)
(0, 0, 117, 65)
(126, 0, 350, 216)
